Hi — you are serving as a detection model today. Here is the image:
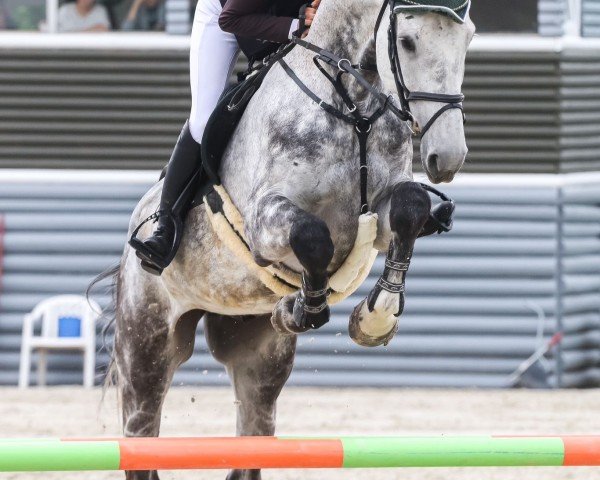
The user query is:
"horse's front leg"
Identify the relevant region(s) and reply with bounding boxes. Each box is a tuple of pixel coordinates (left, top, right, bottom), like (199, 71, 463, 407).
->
(248, 194, 334, 334)
(349, 182, 431, 347)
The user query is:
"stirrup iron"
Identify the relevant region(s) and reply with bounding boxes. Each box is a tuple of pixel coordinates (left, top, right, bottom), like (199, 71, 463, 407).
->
(128, 210, 183, 275)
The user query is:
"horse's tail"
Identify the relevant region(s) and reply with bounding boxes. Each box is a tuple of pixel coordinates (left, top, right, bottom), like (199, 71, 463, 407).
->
(86, 263, 121, 402)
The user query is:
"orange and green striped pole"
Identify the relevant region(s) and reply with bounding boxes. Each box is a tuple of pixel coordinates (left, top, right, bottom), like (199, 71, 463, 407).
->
(0, 436, 599, 471)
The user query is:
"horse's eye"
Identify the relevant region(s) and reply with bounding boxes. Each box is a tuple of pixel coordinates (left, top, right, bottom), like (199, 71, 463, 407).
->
(400, 37, 416, 52)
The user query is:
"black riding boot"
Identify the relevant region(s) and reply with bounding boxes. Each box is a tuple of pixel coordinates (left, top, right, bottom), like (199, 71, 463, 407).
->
(129, 120, 202, 275)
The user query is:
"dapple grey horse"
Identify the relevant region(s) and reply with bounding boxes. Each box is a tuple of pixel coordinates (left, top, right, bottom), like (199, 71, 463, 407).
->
(112, 0, 474, 478)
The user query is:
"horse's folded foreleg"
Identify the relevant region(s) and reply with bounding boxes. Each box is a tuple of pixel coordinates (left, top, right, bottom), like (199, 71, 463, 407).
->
(248, 194, 334, 334)
(349, 182, 430, 347)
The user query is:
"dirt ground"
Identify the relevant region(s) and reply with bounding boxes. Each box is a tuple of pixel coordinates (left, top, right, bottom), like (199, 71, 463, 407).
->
(1, 387, 599, 480)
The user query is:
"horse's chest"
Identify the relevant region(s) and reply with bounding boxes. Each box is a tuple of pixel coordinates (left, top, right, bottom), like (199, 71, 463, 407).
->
(285, 152, 393, 205)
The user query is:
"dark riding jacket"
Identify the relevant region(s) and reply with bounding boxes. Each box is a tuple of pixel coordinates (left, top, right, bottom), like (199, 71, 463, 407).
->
(219, 0, 307, 60)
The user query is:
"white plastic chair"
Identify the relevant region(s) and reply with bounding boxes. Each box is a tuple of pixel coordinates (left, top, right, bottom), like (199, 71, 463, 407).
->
(19, 295, 100, 388)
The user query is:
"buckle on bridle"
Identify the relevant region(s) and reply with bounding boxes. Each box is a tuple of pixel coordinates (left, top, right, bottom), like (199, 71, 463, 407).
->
(337, 58, 352, 72)
(410, 120, 421, 137)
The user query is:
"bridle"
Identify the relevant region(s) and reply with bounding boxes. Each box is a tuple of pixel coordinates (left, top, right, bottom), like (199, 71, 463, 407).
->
(374, 0, 465, 136)
(283, 0, 468, 139)
(273, 0, 466, 213)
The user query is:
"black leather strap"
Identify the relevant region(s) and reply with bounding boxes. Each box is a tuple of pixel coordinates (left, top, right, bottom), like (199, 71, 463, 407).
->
(418, 102, 463, 137)
(279, 59, 355, 124)
(294, 2, 310, 38)
(374, 0, 389, 46)
(407, 92, 464, 103)
(355, 121, 371, 214)
(291, 36, 409, 121)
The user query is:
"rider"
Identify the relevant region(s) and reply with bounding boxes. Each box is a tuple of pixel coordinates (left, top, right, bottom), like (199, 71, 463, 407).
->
(131, 0, 319, 274)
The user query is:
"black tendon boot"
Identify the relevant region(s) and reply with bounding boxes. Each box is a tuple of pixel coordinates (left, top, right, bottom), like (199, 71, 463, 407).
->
(129, 120, 202, 275)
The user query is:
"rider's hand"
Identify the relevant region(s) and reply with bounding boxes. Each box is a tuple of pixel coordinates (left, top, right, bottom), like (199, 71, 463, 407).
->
(301, 0, 320, 38)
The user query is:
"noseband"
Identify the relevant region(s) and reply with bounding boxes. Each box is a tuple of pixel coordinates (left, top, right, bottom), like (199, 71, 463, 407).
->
(374, 0, 465, 137)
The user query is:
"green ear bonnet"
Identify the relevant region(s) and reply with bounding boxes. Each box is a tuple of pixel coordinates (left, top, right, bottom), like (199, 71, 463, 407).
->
(393, 0, 471, 23)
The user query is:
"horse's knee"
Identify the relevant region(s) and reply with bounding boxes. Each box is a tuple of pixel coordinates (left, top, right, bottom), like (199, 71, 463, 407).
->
(390, 182, 431, 237)
(289, 214, 334, 273)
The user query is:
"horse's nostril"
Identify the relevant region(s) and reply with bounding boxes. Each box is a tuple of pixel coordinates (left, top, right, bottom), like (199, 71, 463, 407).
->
(427, 154, 439, 174)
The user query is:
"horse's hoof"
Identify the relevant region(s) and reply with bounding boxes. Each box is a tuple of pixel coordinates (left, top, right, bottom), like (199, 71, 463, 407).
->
(270, 295, 311, 335)
(349, 299, 398, 347)
(226, 469, 261, 480)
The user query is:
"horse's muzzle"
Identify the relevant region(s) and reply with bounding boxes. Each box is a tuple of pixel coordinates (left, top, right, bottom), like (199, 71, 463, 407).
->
(424, 152, 464, 184)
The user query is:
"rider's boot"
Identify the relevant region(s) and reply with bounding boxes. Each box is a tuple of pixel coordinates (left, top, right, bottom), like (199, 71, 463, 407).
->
(129, 120, 202, 276)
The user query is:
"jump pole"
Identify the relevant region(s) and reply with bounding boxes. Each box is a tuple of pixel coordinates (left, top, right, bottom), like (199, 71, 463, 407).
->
(1, 436, 600, 472)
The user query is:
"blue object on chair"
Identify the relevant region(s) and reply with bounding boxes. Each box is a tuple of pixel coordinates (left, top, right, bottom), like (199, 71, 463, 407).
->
(58, 316, 81, 337)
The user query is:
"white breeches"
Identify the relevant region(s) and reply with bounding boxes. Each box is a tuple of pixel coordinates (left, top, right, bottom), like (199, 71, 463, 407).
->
(189, 0, 240, 143)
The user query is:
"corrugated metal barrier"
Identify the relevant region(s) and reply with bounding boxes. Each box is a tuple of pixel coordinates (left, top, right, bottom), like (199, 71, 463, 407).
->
(1, 40, 600, 173)
(539, 0, 567, 36)
(583, 0, 600, 36)
(0, 171, 598, 388)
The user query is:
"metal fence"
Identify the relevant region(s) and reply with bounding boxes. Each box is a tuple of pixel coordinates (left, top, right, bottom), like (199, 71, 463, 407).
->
(539, 0, 567, 35)
(583, 0, 600, 36)
(1, 171, 598, 388)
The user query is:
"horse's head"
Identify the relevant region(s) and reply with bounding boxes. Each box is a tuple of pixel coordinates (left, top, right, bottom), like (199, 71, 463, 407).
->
(376, 0, 475, 183)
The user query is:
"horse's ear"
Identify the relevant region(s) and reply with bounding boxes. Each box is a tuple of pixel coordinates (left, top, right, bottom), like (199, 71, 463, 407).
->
(359, 38, 377, 71)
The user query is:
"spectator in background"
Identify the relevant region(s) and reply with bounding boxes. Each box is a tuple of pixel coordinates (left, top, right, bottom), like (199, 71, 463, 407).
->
(58, 0, 110, 32)
(0, 0, 15, 29)
(122, 0, 164, 31)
